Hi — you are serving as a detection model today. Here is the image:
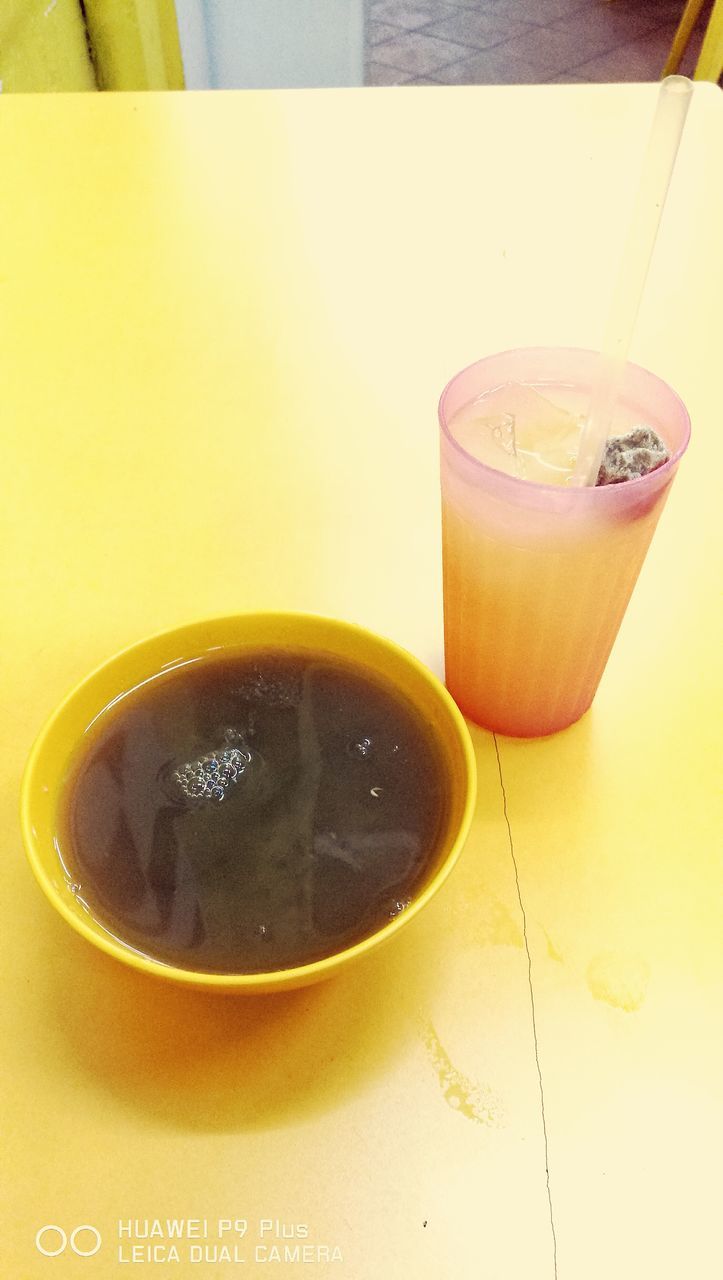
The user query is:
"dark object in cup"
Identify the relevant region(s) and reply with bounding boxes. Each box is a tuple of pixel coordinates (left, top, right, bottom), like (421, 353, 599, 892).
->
(597, 426, 669, 485)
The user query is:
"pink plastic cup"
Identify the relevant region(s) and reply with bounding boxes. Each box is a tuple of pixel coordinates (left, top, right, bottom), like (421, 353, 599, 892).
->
(439, 347, 690, 738)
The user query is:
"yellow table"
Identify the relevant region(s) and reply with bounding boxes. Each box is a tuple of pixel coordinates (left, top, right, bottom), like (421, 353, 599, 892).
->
(1, 84, 721, 1279)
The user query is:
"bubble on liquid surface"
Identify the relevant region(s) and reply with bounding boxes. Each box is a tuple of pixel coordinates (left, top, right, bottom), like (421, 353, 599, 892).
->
(222, 726, 247, 744)
(237, 666, 302, 708)
(165, 743, 252, 804)
(386, 896, 411, 919)
(347, 736, 373, 759)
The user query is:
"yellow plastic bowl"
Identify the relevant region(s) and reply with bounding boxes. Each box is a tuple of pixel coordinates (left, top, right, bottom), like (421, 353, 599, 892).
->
(21, 613, 476, 993)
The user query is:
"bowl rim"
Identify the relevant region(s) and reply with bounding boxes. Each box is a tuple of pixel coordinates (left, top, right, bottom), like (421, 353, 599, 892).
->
(20, 611, 477, 990)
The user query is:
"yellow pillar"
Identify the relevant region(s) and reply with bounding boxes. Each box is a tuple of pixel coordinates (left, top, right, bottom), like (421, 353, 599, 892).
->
(81, 0, 185, 90)
(694, 0, 723, 79)
(662, 0, 708, 75)
(0, 0, 97, 93)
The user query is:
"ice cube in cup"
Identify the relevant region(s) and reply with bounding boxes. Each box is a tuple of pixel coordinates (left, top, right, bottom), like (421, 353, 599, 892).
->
(448, 405, 521, 476)
(449, 383, 583, 485)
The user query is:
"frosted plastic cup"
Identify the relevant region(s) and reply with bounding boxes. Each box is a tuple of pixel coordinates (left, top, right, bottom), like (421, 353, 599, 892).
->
(439, 347, 690, 738)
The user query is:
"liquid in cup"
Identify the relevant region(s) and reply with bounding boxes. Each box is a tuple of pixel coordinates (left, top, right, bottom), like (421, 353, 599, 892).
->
(439, 348, 690, 738)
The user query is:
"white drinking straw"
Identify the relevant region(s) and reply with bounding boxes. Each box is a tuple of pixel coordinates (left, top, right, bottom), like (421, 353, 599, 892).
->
(572, 76, 694, 486)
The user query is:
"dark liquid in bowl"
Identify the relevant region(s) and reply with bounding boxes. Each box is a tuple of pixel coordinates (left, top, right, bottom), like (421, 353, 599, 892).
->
(58, 650, 449, 973)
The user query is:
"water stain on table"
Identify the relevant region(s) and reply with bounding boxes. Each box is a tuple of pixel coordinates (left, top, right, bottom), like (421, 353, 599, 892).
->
(421, 1020, 499, 1127)
(543, 928, 564, 963)
(476, 895, 524, 950)
(445, 886, 524, 952)
(586, 951, 650, 1012)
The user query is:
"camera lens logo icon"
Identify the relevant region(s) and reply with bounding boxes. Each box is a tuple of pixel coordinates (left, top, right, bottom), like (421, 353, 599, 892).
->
(35, 1225, 102, 1258)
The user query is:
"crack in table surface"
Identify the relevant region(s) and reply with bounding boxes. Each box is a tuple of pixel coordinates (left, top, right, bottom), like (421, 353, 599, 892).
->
(494, 732, 559, 1280)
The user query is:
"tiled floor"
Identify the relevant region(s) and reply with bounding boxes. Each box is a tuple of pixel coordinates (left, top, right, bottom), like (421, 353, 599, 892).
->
(365, 0, 714, 85)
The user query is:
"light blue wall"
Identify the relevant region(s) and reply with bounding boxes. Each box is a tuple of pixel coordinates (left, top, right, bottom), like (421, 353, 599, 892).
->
(175, 0, 365, 89)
